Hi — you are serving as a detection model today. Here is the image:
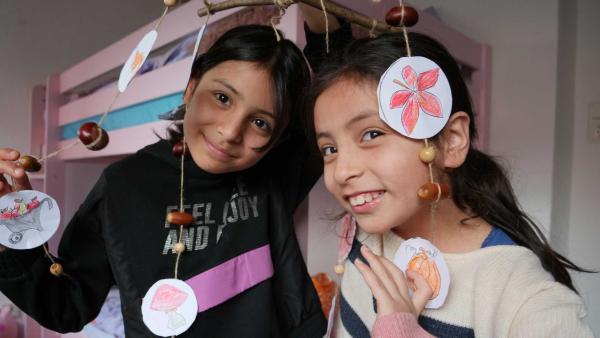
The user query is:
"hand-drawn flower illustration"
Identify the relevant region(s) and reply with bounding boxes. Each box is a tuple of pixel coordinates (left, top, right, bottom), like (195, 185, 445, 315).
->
(150, 284, 189, 331)
(390, 66, 443, 135)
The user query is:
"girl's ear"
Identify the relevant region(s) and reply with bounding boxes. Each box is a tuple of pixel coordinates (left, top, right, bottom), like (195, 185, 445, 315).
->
(184, 79, 198, 105)
(439, 111, 470, 169)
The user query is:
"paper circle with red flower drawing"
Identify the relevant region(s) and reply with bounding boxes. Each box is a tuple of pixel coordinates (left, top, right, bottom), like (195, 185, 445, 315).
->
(142, 279, 198, 336)
(378, 56, 452, 139)
(0, 190, 60, 250)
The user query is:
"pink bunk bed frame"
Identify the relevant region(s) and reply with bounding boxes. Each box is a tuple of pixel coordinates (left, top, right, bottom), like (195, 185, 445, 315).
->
(24, 1, 489, 337)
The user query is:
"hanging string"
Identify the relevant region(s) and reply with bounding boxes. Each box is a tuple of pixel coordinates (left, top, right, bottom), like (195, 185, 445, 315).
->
(173, 140, 187, 279)
(424, 139, 434, 183)
(319, 0, 330, 54)
(397, 0, 412, 57)
(369, 18, 377, 38)
(154, 6, 170, 31)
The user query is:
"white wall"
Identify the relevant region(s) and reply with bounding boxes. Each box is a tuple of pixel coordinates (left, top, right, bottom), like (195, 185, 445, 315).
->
(566, 0, 600, 333)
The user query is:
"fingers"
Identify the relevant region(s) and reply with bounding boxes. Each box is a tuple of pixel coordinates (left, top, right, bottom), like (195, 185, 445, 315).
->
(354, 255, 392, 304)
(406, 270, 433, 315)
(360, 246, 402, 301)
(0, 148, 30, 194)
(379, 256, 411, 301)
(0, 148, 21, 161)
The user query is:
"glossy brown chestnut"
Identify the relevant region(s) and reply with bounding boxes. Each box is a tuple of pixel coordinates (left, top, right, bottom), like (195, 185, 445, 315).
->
(18, 155, 42, 172)
(417, 182, 450, 201)
(166, 211, 194, 226)
(78, 122, 109, 151)
(172, 141, 188, 157)
(385, 6, 419, 27)
(50, 262, 63, 276)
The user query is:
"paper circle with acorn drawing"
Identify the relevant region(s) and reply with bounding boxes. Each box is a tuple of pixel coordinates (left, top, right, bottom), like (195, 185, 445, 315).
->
(142, 279, 198, 336)
(393, 237, 450, 309)
(0, 190, 60, 250)
(378, 56, 452, 139)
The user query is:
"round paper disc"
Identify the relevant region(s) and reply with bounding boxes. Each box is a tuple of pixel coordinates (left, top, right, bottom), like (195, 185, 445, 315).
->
(118, 30, 158, 93)
(141, 278, 198, 336)
(393, 237, 450, 309)
(378, 56, 452, 139)
(0, 190, 60, 249)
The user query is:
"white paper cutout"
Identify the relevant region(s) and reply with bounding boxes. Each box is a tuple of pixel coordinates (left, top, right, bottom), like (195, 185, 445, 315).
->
(185, 24, 208, 81)
(0, 190, 60, 250)
(324, 294, 337, 338)
(118, 30, 158, 93)
(393, 237, 450, 309)
(141, 279, 197, 337)
(378, 56, 452, 139)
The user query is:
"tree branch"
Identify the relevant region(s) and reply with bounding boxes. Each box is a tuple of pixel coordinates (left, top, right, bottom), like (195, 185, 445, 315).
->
(197, 0, 401, 33)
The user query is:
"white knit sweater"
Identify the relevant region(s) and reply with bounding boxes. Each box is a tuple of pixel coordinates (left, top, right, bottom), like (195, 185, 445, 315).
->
(333, 230, 593, 337)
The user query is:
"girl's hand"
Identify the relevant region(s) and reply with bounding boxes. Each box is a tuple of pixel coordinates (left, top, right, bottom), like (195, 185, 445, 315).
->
(355, 245, 433, 318)
(0, 148, 31, 196)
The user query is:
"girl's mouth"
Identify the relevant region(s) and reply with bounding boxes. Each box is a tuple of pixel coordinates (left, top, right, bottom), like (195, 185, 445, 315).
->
(348, 191, 384, 213)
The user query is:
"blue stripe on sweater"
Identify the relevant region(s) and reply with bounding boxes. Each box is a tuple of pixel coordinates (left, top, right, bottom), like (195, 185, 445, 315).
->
(339, 292, 371, 338)
(418, 316, 475, 337)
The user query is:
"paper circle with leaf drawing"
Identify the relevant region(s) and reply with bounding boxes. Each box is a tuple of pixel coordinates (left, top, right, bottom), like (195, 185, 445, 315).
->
(118, 30, 158, 93)
(393, 237, 450, 309)
(0, 190, 60, 250)
(378, 56, 452, 139)
(142, 279, 198, 336)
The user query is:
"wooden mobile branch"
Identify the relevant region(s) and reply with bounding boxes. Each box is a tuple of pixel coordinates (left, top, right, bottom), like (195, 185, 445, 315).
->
(197, 0, 401, 32)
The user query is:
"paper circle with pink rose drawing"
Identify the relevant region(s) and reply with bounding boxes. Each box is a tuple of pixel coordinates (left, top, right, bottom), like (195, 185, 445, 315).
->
(378, 56, 452, 139)
(0, 190, 60, 250)
(142, 278, 198, 336)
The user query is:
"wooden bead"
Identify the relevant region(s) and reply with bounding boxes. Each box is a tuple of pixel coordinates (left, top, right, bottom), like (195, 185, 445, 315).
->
(17, 155, 42, 172)
(166, 211, 194, 226)
(172, 141, 188, 157)
(164, 0, 178, 6)
(50, 262, 63, 276)
(174, 242, 186, 253)
(419, 147, 436, 163)
(385, 6, 419, 27)
(334, 264, 345, 275)
(417, 182, 450, 201)
(78, 122, 109, 151)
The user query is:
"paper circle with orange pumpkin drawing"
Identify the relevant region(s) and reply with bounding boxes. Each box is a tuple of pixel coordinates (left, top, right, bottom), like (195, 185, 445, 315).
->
(377, 56, 452, 140)
(393, 237, 450, 309)
(141, 278, 198, 336)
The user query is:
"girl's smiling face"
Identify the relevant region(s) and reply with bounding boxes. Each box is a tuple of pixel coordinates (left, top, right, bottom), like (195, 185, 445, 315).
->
(183, 61, 275, 174)
(314, 77, 431, 234)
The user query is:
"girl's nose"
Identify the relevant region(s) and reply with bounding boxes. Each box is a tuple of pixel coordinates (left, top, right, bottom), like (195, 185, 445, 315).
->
(217, 115, 244, 144)
(333, 151, 363, 184)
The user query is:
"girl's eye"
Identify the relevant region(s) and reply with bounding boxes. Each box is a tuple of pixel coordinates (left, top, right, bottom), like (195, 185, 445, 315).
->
(361, 130, 383, 142)
(252, 118, 271, 132)
(214, 93, 230, 106)
(321, 146, 337, 157)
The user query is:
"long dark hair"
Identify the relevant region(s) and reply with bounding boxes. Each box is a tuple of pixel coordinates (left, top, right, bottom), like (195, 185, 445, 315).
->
(169, 25, 311, 151)
(307, 32, 589, 291)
